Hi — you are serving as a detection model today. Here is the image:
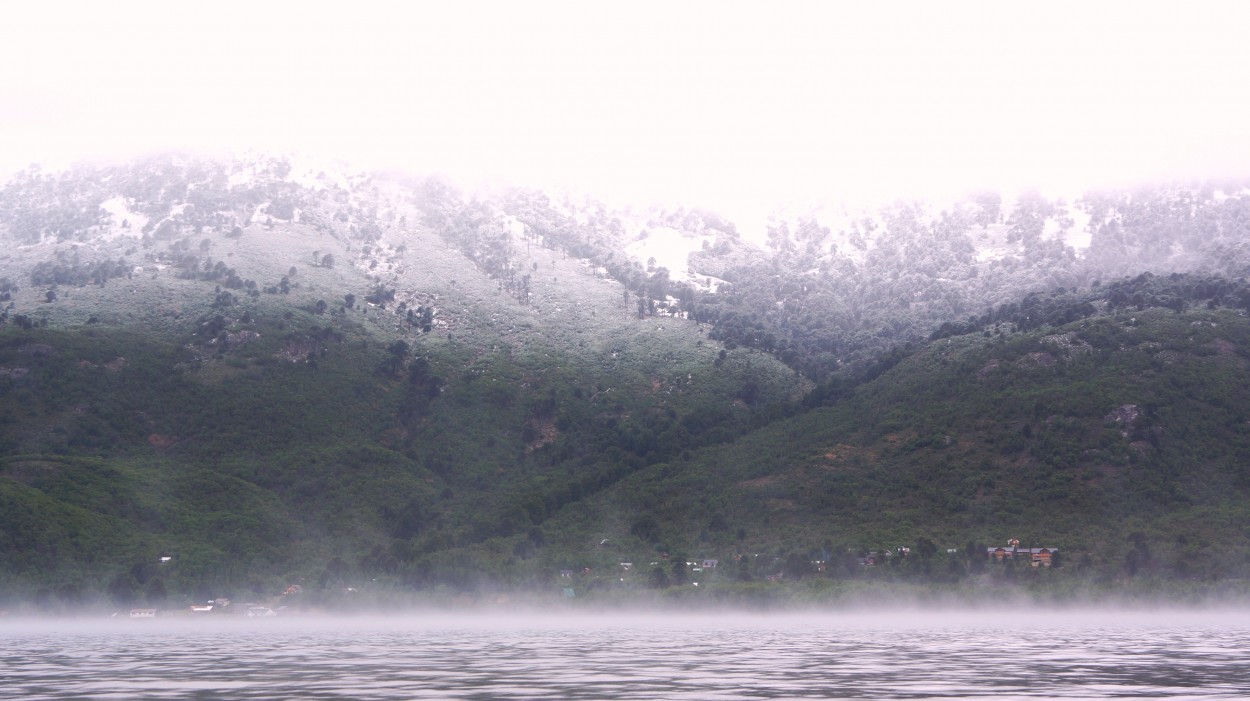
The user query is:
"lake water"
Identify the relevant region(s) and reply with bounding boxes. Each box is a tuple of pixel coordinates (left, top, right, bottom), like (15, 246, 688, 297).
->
(2, 610, 1249, 699)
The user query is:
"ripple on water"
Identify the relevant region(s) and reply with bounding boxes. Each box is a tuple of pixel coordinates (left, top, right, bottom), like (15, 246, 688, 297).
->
(3, 613, 1250, 700)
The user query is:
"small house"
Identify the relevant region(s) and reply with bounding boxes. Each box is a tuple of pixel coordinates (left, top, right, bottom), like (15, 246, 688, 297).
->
(1029, 547, 1057, 567)
(987, 544, 1059, 567)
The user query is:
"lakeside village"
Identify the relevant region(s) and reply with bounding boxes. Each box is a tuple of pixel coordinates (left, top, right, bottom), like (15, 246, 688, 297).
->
(119, 540, 1059, 618)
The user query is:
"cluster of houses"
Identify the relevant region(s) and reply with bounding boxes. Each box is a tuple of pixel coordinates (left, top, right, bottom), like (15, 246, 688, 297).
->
(128, 539, 1062, 616)
(986, 539, 1059, 567)
(559, 538, 1061, 583)
(856, 540, 1060, 568)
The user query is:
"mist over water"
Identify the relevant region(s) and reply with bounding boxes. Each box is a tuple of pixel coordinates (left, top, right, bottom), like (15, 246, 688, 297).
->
(3, 610, 1249, 700)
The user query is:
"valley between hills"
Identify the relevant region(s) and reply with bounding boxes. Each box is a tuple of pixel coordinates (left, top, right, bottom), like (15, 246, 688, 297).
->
(2, 155, 1250, 611)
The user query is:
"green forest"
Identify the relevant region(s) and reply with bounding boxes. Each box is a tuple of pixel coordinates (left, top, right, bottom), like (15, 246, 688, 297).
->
(2, 155, 1250, 612)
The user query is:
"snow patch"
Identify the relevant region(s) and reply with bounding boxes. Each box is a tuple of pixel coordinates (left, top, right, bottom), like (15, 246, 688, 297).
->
(97, 197, 146, 241)
(501, 215, 526, 238)
(624, 226, 711, 282)
(1055, 205, 1092, 252)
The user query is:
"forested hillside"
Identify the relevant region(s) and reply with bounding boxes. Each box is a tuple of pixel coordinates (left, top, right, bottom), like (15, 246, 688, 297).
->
(1, 155, 1249, 609)
(559, 305, 1250, 588)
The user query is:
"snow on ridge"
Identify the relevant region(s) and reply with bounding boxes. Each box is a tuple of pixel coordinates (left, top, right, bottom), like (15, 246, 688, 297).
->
(285, 153, 364, 191)
(224, 151, 365, 191)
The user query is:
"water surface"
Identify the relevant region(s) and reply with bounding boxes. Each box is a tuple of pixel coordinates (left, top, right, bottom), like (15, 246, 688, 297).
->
(2, 610, 1248, 699)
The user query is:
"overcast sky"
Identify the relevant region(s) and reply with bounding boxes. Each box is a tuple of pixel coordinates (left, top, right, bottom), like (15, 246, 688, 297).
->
(3, 1, 1249, 214)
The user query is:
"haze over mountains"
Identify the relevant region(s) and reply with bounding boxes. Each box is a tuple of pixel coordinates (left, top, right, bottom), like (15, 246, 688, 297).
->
(6, 4, 1250, 210)
(4, 1, 1250, 609)
(2, 153, 1250, 609)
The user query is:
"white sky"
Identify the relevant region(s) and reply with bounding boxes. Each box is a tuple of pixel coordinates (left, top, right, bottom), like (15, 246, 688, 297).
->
(2, 1, 1249, 215)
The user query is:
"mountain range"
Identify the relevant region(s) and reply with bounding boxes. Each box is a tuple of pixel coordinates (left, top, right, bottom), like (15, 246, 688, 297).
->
(2, 154, 1249, 610)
